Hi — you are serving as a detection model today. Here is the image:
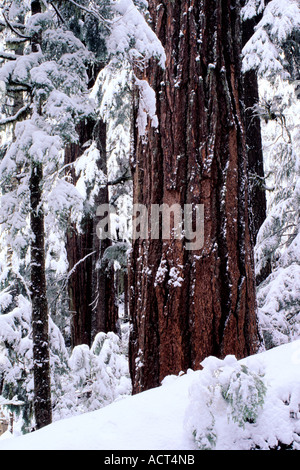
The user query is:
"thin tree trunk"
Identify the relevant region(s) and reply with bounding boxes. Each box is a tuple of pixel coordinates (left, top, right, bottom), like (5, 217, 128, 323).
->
(129, 0, 261, 394)
(243, 64, 267, 245)
(241, 2, 271, 284)
(124, 271, 129, 321)
(30, 0, 52, 430)
(242, 7, 266, 242)
(30, 161, 52, 429)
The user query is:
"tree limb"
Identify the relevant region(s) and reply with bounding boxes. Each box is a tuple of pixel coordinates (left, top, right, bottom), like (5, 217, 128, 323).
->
(50, 251, 96, 307)
(50, 2, 66, 24)
(107, 169, 132, 186)
(2, 13, 32, 40)
(0, 18, 26, 30)
(0, 104, 30, 127)
(0, 51, 20, 60)
(63, 0, 111, 31)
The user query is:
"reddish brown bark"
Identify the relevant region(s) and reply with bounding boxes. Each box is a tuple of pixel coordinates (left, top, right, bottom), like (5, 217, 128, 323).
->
(90, 119, 118, 340)
(65, 119, 118, 347)
(129, 0, 261, 394)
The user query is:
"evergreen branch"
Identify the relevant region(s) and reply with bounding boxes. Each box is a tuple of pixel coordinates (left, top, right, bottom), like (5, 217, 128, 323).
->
(261, 223, 298, 243)
(0, 18, 26, 30)
(6, 84, 31, 92)
(63, 0, 111, 31)
(0, 51, 20, 60)
(50, 1, 66, 24)
(248, 172, 275, 192)
(2, 13, 32, 40)
(0, 104, 30, 127)
(56, 161, 75, 174)
(286, 309, 300, 322)
(5, 38, 28, 46)
(15, 271, 32, 299)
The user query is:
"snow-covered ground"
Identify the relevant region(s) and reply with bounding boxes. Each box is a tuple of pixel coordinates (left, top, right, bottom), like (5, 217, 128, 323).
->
(0, 340, 299, 450)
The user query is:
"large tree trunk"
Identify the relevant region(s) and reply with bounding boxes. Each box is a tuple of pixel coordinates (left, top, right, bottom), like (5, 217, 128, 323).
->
(129, 0, 261, 394)
(65, 118, 118, 347)
(30, 0, 52, 430)
(91, 119, 118, 340)
(65, 119, 95, 347)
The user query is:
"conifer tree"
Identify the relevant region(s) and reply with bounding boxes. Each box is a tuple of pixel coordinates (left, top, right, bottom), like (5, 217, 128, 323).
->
(0, 0, 167, 427)
(0, 0, 95, 428)
(129, 0, 260, 394)
(51, 0, 165, 346)
(241, 0, 268, 252)
(242, 0, 300, 347)
(29, 0, 52, 430)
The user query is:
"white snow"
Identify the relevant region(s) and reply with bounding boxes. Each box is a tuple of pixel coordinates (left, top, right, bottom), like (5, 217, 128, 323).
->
(108, 0, 166, 68)
(242, 0, 300, 77)
(0, 340, 299, 450)
(135, 76, 159, 138)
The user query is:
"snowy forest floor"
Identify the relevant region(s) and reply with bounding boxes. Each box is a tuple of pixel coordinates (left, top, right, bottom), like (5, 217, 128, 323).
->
(0, 339, 299, 451)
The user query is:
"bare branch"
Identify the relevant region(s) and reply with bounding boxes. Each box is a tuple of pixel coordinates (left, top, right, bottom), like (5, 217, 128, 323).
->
(50, 251, 96, 307)
(107, 169, 132, 186)
(50, 2, 66, 24)
(67, 251, 97, 280)
(2, 13, 32, 40)
(0, 104, 30, 127)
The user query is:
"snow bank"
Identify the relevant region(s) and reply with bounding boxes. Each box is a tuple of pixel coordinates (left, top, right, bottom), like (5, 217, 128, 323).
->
(0, 340, 299, 450)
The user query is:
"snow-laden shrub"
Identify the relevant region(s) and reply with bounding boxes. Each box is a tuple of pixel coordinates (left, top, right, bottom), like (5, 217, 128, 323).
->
(257, 264, 300, 348)
(242, 0, 300, 78)
(68, 332, 131, 415)
(185, 355, 300, 450)
(0, 296, 33, 433)
(185, 356, 267, 450)
(0, 297, 131, 431)
(0, 295, 70, 432)
(254, 78, 300, 348)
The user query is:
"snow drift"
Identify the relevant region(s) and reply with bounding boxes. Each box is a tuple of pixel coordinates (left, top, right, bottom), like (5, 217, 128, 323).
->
(0, 340, 299, 450)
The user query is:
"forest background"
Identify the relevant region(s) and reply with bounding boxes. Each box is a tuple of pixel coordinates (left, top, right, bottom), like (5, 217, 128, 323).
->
(0, 0, 299, 448)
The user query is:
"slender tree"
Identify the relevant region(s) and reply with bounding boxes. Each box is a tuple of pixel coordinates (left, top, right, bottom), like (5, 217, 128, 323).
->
(0, 0, 97, 429)
(129, 0, 261, 394)
(91, 118, 119, 340)
(242, 4, 267, 242)
(30, 0, 52, 430)
(241, 1, 270, 284)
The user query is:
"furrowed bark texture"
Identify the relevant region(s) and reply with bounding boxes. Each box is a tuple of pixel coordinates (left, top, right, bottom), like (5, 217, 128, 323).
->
(91, 119, 118, 340)
(65, 118, 118, 347)
(65, 120, 94, 347)
(129, 0, 261, 394)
